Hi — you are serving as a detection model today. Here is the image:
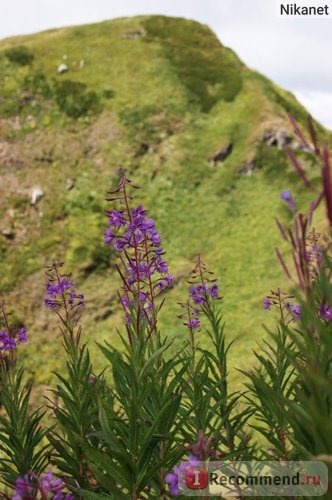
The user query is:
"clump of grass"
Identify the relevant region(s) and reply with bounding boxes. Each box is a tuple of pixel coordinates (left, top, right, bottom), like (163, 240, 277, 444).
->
(23, 69, 53, 98)
(4, 45, 34, 66)
(54, 79, 100, 118)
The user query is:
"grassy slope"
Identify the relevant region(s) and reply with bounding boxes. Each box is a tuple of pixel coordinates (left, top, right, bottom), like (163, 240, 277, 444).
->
(0, 15, 329, 391)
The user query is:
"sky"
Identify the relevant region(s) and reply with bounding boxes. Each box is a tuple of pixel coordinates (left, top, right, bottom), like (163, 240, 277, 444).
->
(1, 0, 332, 128)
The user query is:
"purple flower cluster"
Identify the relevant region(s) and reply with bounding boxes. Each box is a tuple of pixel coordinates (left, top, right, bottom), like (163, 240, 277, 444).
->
(113, 204, 173, 327)
(104, 205, 162, 253)
(263, 297, 271, 310)
(263, 289, 301, 323)
(105, 176, 173, 333)
(45, 278, 84, 309)
(264, 292, 332, 324)
(286, 302, 301, 320)
(319, 304, 332, 322)
(165, 455, 199, 496)
(0, 302, 28, 365)
(189, 283, 219, 305)
(0, 327, 27, 354)
(13, 471, 73, 500)
(179, 257, 221, 331)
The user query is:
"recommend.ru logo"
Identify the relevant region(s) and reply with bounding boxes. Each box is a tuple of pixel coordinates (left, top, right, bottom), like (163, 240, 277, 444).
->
(173, 460, 328, 496)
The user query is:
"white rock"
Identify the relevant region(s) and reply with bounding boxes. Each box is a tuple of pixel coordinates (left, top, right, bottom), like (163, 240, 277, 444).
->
(2, 228, 13, 238)
(57, 64, 69, 74)
(79, 59, 85, 69)
(66, 178, 75, 190)
(31, 187, 44, 205)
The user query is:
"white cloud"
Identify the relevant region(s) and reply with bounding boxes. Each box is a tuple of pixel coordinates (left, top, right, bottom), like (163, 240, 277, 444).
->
(294, 90, 332, 130)
(214, 13, 332, 93)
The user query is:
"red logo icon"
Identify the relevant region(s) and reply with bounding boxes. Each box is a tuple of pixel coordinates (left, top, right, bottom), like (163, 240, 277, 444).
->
(185, 467, 209, 490)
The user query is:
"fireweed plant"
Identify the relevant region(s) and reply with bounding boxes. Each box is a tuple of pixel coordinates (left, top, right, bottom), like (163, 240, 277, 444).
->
(245, 116, 332, 479)
(0, 117, 330, 499)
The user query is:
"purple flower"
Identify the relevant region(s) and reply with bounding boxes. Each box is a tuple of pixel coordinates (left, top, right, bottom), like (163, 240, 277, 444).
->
(104, 228, 115, 245)
(165, 470, 180, 496)
(319, 304, 332, 322)
(263, 297, 271, 310)
(76, 294, 84, 306)
(142, 300, 153, 319)
(39, 471, 64, 495)
(45, 297, 57, 309)
(46, 279, 74, 297)
(286, 302, 301, 319)
(166, 456, 199, 496)
(14, 474, 33, 496)
(5, 337, 16, 350)
(131, 205, 147, 218)
(68, 291, 76, 305)
(155, 258, 168, 274)
(189, 286, 206, 305)
(18, 327, 27, 343)
(14, 472, 73, 499)
(189, 283, 210, 305)
(281, 190, 296, 213)
(140, 218, 155, 231)
(281, 190, 292, 202)
(114, 238, 127, 252)
(149, 228, 161, 245)
(292, 305, 301, 319)
(54, 494, 74, 500)
(0, 331, 16, 351)
(0, 322, 28, 356)
(166, 275, 174, 285)
(107, 209, 127, 228)
(179, 258, 222, 334)
(209, 285, 219, 298)
(125, 313, 132, 325)
(121, 295, 132, 308)
(196, 284, 206, 295)
(45, 273, 84, 310)
(192, 295, 206, 305)
(156, 280, 167, 292)
(188, 318, 200, 330)
(138, 292, 147, 303)
(156, 275, 174, 292)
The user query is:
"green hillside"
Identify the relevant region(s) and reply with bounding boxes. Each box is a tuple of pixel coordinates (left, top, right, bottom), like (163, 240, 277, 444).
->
(0, 15, 328, 390)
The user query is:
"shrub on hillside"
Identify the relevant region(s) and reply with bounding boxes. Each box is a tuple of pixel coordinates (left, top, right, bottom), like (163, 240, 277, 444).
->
(54, 79, 100, 118)
(4, 45, 34, 66)
(23, 70, 53, 98)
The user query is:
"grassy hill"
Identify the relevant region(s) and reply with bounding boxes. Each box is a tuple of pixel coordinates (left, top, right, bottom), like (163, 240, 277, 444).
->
(0, 15, 329, 391)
